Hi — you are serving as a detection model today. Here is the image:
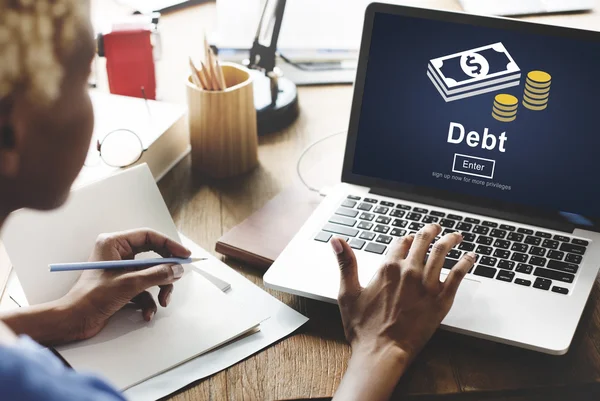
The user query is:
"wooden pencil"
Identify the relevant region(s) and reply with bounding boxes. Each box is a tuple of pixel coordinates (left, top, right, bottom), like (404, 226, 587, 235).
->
(188, 57, 204, 89)
(200, 61, 215, 91)
(215, 59, 227, 90)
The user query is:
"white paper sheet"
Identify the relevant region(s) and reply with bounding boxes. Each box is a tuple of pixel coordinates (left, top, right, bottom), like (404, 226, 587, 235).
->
(124, 234, 309, 401)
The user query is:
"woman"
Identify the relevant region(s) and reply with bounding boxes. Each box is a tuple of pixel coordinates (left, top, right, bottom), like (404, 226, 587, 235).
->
(0, 1, 475, 400)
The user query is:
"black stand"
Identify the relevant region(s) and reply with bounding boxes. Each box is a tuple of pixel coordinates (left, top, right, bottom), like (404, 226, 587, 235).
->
(246, 0, 299, 135)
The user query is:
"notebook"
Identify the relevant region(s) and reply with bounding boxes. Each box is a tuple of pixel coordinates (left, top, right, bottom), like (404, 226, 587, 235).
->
(1, 164, 267, 390)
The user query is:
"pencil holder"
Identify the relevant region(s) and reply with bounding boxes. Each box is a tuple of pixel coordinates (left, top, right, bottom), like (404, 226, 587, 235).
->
(186, 62, 259, 179)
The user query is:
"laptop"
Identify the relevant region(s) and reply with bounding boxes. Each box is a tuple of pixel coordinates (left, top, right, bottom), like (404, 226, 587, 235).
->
(459, 0, 594, 17)
(264, 3, 600, 355)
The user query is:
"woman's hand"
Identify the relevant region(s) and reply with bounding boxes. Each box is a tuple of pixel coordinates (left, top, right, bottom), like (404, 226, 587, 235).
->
(62, 228, 192, 341)
(332, 223, 476, 401)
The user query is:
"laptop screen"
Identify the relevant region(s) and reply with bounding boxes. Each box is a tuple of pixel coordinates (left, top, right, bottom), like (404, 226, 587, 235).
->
(349, 9, 600, 229)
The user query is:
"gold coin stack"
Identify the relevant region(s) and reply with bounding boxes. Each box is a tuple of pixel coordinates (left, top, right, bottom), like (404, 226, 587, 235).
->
(492, 94, 518, 122)
(523, 70, 551, 111)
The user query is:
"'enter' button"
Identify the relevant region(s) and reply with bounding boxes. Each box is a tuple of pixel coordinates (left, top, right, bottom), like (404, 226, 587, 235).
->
(452, 153, 495, 179)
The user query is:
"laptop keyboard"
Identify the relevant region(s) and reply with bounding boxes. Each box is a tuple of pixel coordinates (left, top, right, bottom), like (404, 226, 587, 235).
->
(314, 195, 591, 295)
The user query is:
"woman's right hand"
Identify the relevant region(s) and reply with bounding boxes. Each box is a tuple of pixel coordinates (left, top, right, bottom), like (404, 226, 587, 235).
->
(331, 223, 476, 401)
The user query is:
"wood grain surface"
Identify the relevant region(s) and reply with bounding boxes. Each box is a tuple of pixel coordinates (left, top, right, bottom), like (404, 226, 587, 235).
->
(75, 1, 600, 399)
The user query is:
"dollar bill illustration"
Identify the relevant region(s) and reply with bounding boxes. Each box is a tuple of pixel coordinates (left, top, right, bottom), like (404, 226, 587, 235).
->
(427, 42, 521, 102)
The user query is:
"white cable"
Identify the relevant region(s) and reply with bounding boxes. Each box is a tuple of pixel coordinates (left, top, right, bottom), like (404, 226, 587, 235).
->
(296, 130, 346, 195)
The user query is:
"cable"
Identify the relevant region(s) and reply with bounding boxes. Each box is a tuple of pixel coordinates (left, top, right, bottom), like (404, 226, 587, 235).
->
(296, 130, 346, 195)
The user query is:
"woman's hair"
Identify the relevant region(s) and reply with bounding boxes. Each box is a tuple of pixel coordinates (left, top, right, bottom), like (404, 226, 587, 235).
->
(0, 0, 89, 106)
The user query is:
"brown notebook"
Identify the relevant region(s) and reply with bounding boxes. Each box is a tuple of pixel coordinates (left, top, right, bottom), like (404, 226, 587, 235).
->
(216, 186, 323, 270)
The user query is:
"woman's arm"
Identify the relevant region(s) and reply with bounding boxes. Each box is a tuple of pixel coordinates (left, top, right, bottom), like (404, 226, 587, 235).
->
(331, 224, 476, 401)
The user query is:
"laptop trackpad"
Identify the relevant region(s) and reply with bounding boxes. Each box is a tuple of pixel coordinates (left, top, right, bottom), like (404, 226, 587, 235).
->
(442, 276, 481, 325)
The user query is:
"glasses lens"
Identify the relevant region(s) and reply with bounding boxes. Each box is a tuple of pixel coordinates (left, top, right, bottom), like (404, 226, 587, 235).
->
(100, 130, 143, 168)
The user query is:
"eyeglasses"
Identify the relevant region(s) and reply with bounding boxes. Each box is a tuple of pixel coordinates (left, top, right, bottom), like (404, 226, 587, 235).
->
(84, 129, 145, 168)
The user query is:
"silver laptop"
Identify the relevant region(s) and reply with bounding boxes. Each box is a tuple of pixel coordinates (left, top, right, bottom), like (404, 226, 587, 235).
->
(264, 3, 600, 355)
(459, 0, 594, 17)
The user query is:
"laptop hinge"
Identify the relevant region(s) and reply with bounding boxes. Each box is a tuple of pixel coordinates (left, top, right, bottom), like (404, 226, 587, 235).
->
(370, 187, 575, 233)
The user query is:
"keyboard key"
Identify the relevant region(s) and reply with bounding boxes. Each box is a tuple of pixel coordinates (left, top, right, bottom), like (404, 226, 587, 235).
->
(515, 278, 531, 287)
(498, 260, 515, 270)
(482, 221, 498, 228)
(364, 198, 378, 204)
(439, 219, 456, 228)
(430, 211, 445, 217)
(547, 250, 564, 260)
(359, 213, 375, 221)
(357, 203, 373, 211)
(542, 239, 559, 250)
(376, 216, 391, 224)
(336, 207, 358, 218)
(476, 245, 493, 255)
(409, 222, 425, 231)
(374, 206, 389, 215)
(374, 225, 390, 234)
(490, 229, 507, 239)
(380, 201, 394, 207)
(314, 232, 332, 243)
(447, 214, 463, 220)
(376, 235, 393, 244)
(493, 249, 510, 259)
(547, 260, 579, 274)
(529, 256, 547, 267)
(422, 215, 439, 223)
(456, 222, 473, 231)
(323, 223, 359, 237)
(365, 242, 386, 254)
(359, 231, 376, 241)
(565, 253, 582, 264)
(572, 239, 589, 246)
(413, 207, 428, 214)
(357, 221, 373, 230)
(462, 233, 476, 242)
(535, 231, 552, 238)
(507, 232, 524, 242)
(392, 219, 408, 228)
(329, 215, 357, 227)
(496, 270, 515, 282)
(458, 242, 476, 251)
(442, 258, 459, 269)
(442, 229, 457, 236)
(511, 243, 528, 253)
(347, 195, 361, 200)
(529, 246, 546, 257)
(390, 228, 406, 237)
(341, 199, 357, 208)
(559, 243, 586, 256)
(552, 286, 569, 295)
(511, 252, 528, 262)
(474, 265, 497, 278)
(473, 226, 489, 235)
(332, 235, 349, 242)
(534, 267, 575, 283)
(476, 236, 493, 245)
(554, 235, 570, 242)
(494, 239, 510, 249)
(480, 256, 497, 267)
(406, 213, 422, 221)
(396, 204, 411, 210)
(516, 263, 533, 274)
(448, 249, 462, 259)
(349, 239, 366, 250)
(390, 209, 405, 218)
(517, 228, 534, 235)
(524, 236, 542, 246)
(499, 224, 516, 231)
(533, 277, 552, 290)
(465, 217, 480, 224)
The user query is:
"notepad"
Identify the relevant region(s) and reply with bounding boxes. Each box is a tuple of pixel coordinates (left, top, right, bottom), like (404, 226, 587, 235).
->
(1, 164, 267, 390)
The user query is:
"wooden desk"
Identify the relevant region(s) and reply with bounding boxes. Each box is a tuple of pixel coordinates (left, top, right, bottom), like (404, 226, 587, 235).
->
(5, 1, 599, 399)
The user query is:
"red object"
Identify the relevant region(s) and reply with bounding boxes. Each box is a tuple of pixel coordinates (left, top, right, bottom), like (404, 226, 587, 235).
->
(102, 29, 156, 99)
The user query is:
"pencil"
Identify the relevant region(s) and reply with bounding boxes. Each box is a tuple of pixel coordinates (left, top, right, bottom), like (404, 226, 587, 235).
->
(188, 57, 203, 88)
(200, 61, 214, 91)
(207, 47, 222, 90)
(49, 257, 207, 272)
(215, 59, 227, 90)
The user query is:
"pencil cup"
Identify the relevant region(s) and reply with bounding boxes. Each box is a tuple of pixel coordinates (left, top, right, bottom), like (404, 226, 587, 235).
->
(186, 62, 259, 179)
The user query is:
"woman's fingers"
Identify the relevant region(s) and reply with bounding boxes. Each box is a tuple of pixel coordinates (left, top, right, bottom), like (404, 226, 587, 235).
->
(385, 235, 414, 264)
(120, 263, 184, 296)
(158, 284, 174, 307)
(423, 232, 463, 287)
(407, 224, 442, 265)
(332, 237, 362, 302)
(442, 252, 477, 301)
(101, 229, 191, 259)
(131, 291, 157, 321)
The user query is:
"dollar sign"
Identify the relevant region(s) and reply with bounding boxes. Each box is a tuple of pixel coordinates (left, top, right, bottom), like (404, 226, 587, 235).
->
(466, 55, 482, 75)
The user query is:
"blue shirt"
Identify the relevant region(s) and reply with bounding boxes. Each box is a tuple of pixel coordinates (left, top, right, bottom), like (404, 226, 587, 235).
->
(0, 336, 125, 401)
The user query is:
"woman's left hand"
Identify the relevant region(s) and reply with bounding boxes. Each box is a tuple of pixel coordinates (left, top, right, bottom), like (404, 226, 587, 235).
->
(62, 228, 191, 341)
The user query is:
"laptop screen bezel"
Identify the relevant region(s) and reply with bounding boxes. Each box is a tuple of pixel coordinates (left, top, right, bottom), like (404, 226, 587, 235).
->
(341, 3, 600, 231)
